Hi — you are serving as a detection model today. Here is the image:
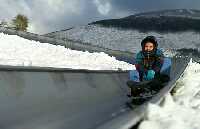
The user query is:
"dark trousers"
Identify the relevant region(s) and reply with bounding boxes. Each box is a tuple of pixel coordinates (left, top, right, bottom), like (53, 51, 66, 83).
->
(149, 74, 170, 91)
(127, 74, 170, 96)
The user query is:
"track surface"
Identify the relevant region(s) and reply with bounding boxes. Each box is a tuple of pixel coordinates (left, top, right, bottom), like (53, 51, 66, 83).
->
(0, 57, 189, 129)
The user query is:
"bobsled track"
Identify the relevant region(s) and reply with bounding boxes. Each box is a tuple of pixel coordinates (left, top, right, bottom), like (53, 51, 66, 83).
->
(0, 27, 190, 129)
(0, 57, 189, 129)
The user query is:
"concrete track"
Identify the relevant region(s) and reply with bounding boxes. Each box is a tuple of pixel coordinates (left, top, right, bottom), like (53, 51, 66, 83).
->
(0, 57, 189, 129)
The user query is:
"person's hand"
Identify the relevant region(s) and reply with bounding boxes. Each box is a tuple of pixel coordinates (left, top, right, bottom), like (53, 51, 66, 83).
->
(146, 70, 155, 80)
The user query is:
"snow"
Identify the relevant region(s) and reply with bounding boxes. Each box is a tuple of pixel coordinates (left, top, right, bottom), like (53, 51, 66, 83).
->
(139, 59, 200, 129)
(0, 33, 134, 70)
(45, 25, 200, 53)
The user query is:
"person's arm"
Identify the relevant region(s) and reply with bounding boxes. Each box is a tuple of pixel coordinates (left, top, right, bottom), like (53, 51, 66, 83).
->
(135, 52, 146, 81)
(135, 52, 143, 71)
(153, 50, 164, 73)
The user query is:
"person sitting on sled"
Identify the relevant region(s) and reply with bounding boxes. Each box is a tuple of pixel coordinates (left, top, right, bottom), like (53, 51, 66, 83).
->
(127, 36, 170, 96)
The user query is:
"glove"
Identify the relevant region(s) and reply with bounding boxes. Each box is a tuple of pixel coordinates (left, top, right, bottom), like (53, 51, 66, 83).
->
(145, 70, 155, 80)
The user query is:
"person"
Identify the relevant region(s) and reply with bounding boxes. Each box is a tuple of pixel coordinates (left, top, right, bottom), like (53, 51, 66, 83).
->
(127, 36, 170, 96)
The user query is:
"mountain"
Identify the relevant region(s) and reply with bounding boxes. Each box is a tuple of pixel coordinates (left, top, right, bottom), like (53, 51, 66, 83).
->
(90, 9, 200, 32)
(44, 9, 200, 53)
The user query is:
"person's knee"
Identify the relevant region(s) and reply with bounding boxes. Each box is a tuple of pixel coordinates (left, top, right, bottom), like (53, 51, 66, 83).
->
(160, 74, 170, 82)
(127, 80, 140, 88)
(129, 70, 140, 82)
(154, 73, 170, 83)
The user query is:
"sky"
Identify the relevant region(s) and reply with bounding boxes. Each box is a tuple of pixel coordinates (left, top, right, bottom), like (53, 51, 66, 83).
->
(0, 0, 200, 34)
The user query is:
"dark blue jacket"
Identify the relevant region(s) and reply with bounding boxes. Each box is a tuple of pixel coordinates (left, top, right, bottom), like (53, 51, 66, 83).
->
(135, 49, 164, 81)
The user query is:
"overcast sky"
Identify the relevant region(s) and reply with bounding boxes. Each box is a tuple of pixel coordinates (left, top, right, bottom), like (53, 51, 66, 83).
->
(0, 0, 200, 34)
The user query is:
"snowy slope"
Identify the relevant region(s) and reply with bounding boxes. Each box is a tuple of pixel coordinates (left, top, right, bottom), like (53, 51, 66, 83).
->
(44, 9, 200, 53)
(0, 33, 134, 70)
(45, 25, 200, 53)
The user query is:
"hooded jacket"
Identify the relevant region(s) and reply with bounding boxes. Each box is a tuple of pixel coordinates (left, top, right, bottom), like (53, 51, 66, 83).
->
(135, 36, 164, 81)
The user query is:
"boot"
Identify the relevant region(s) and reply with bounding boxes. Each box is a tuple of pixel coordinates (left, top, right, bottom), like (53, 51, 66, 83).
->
(126, 80, 140, 88)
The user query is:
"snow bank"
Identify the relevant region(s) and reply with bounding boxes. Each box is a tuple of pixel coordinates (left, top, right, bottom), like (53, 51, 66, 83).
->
(0, 33, 134, 70)
(139, 60, 200, 129)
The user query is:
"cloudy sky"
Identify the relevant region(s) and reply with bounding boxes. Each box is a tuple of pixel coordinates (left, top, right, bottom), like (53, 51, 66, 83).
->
(0, 0, 199, 34)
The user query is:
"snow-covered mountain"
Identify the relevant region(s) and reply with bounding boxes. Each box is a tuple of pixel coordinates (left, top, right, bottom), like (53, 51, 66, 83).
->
(92, 9, 200, 32)
(131, 9, 200, 19)
(44, 9, 200, 54)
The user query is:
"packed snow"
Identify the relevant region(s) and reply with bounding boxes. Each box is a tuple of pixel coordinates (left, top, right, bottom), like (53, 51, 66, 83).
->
(139, 59, 200, 129)
(0, 33, 134, 70)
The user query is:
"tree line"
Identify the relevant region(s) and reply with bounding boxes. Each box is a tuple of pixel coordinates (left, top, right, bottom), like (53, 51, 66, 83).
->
(0, 14, 28, 31)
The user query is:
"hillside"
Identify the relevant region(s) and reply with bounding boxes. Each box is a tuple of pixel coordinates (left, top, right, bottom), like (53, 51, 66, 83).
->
(91, 9, 200, 32)
(44, 9, 200, 53)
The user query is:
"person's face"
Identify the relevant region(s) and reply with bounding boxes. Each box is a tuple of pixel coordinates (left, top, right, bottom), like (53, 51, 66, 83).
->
(144, 42, 154, 51)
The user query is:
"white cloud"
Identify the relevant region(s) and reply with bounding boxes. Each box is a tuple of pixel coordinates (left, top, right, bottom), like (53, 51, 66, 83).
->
(26, 0, 83, 33)
(0, 0, 85, 34)
(93, 0, 111, 16)
(0, 0, 131, 34)
(0, 0, 31, 20)
(47, 0, 81, 14)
